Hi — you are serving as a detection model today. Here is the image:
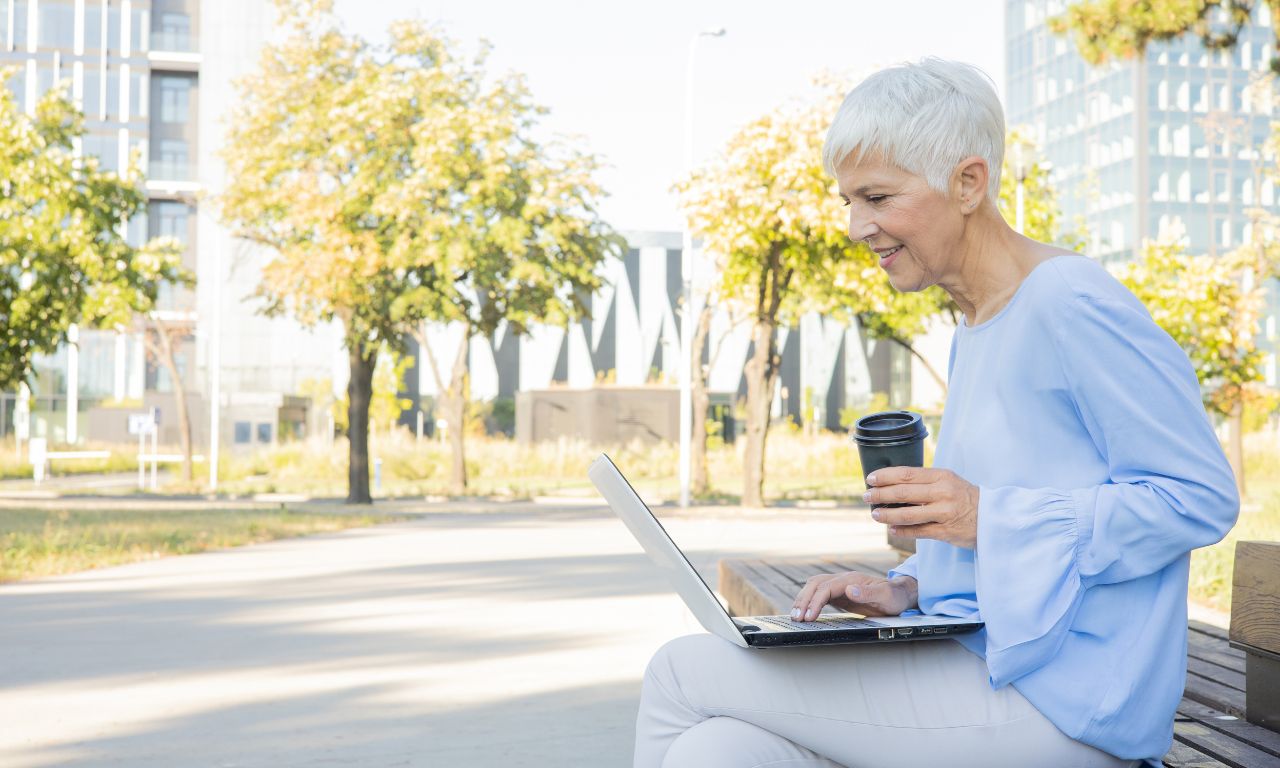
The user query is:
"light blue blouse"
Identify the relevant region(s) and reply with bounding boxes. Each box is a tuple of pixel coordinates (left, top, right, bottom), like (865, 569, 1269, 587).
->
(887, 255, 1239, 765)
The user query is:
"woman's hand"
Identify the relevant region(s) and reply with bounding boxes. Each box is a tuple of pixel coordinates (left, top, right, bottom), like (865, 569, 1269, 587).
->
(791, 572, 919, 621)
(864, 466, 980, 550)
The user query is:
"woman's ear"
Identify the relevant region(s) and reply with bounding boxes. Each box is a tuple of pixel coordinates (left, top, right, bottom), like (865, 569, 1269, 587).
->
(952, 156, 989, 214)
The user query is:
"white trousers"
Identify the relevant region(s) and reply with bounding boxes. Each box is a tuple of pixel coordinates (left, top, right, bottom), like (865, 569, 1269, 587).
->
(635, 634, 1142, 768)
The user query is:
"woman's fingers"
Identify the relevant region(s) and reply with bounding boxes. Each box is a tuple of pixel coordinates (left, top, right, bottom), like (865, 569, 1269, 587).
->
(873, 502, 945, 527)
(792, 572, 881, 621)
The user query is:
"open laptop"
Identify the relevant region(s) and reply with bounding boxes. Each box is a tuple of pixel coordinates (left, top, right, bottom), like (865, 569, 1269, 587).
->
(588, 453, 983, 648)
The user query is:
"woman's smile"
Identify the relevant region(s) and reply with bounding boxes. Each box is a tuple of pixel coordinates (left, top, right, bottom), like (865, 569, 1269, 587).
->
(876, 244, 904, 268)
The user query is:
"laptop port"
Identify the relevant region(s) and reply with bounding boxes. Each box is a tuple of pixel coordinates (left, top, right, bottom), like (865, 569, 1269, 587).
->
(878, 629, 894, 640)
(932, 627, 947, 634)
(897, 628, 913, 636)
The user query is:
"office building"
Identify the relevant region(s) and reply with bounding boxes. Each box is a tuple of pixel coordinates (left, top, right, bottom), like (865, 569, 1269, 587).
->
(1007, 0, 1280, 385)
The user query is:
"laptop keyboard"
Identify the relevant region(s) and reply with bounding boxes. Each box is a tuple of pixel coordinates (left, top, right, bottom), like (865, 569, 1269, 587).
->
(752, 615, 879, 631)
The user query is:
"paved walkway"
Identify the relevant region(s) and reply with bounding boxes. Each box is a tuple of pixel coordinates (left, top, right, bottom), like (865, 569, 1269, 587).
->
(0, 501, 890, 767)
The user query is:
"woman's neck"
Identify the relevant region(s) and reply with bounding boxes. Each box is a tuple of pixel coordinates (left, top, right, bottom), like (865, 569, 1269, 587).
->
(939, 205, 1056, 326)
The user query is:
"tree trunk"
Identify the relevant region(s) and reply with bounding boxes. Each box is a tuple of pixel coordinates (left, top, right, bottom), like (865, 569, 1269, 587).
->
(444, 327, 470, 495)
(347, 342, 376, 504)
(741, 318, 780, 508)
(144, 320, 193, 484)
(1228, 398, 1246, 499)
(890, 337, 948, 397)
(690, 300, 714, 497)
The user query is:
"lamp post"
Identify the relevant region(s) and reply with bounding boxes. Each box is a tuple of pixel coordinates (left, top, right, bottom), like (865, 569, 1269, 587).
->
(208, 245, 222, 492)
(680, 27, 726, 510)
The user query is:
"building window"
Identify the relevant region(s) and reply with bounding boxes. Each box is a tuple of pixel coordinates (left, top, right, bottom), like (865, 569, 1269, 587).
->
(152, 139, 190, 180)
(13, 1, 28, 49)
(107, 4, 121, 51)
(38, 2, 74, 49)
(83, 133, 119, 173)
(157, 75, 190, 122)
(84, 4, 102, 50)
(1177, 171, 1191, 202)
(256, 423, 272, 444)
(130, 70, 147, 118)
(150, 201, 192, 244)
(82, 69, 101, 117)
(153, 11, 191, 52)
(131, 7, 148, 52)
(234, 422, 251, 444)
(105, 69, 120, 119)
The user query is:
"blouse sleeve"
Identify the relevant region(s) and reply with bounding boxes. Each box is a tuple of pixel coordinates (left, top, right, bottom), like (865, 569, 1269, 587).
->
(975, 293, 1239, 688)
(886, 553, 918, 583)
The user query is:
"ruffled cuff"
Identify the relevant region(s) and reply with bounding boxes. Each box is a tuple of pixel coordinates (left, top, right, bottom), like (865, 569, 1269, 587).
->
(976, 485, 1089, 688)
(886, 553, 918, 583)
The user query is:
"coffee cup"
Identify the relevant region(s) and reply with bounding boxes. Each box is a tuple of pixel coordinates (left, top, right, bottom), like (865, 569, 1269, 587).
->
(851, 410, 928, 509)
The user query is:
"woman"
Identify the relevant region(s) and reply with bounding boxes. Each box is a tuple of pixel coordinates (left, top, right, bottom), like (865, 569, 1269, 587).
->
(634, 58, 1239, 768)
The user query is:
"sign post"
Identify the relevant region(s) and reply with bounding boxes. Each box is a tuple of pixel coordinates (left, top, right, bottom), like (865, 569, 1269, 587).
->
(29, 437, 47, 484)
(129, 410, 159, 490)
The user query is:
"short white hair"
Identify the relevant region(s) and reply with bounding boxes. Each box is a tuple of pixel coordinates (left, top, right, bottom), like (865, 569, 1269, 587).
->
(822, 58, 1005, 201)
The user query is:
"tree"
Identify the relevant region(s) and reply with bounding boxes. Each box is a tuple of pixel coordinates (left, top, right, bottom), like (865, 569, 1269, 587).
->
(391, 44, 622, 495)
(1117, 232, 1268, 495)
(1050, 0, 1280, 72)
(0, 75, 180, 398)
(677, 87, 942, 508)
(221, 2, 483, 501)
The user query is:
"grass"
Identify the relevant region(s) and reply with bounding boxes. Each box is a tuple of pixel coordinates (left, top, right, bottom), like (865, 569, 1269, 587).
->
(0, 506, 395, 583)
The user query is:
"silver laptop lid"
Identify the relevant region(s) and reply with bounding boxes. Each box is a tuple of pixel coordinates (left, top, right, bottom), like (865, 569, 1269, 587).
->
(588, 453, 749, 648)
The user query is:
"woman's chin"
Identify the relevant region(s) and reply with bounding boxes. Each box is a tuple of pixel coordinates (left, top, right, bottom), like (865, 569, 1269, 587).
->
(886, 273, 920, 293)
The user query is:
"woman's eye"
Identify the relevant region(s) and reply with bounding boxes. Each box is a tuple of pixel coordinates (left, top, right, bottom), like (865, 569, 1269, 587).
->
(868, 195, 888, 204)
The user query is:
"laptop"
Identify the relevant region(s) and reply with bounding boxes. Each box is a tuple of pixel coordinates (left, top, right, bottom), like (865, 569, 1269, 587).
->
(588, 453, 983, 648)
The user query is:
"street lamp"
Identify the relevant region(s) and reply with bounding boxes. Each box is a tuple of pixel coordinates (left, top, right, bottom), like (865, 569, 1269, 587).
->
(680, 27, 726, 509)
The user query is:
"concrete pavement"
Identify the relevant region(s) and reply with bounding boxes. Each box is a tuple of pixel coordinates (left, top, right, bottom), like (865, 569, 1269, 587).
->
(0, 501, 891, 767)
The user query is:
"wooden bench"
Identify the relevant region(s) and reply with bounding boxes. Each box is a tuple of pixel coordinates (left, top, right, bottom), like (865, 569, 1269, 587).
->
(719, 555, 1280, 768)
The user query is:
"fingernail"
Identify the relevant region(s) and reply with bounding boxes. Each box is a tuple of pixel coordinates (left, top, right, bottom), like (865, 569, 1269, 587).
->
(849, 586, 861, 597)
(805, 610, 816, 620)
(791, 609, 800, 619)
(862, 491, 872, 502)
(871, 509, 881, 521)
(866, 473, 877, 485)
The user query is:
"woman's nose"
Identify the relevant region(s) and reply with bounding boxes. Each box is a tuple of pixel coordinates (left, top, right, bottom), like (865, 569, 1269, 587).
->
(848, 209, 877, 243)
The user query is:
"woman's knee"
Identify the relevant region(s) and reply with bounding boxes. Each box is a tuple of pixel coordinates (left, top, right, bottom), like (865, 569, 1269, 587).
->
(662, 717, 843, 768)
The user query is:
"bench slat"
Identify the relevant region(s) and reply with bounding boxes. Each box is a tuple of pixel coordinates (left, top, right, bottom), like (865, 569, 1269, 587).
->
(1189, 630, 1248, 675)
(1193, 620, 1232, 643)
(1164, 740, 1233, 767)
(1187, 656, 1247, 693)
(718, 560, 798, 618)
(1177, 701, 1280, 760)
(1173, 720, 1280, 768)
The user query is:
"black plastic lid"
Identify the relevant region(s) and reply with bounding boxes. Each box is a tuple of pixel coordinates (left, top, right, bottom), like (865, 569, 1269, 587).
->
(851, 410, 928, 446)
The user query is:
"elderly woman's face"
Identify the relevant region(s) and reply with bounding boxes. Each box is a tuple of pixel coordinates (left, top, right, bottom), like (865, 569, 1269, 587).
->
(835, 154, 964, 293)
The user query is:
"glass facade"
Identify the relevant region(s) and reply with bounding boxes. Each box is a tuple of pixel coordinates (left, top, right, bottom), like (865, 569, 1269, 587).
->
(1007, 0, 1279, 262)
(4, 0, 200, 406)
